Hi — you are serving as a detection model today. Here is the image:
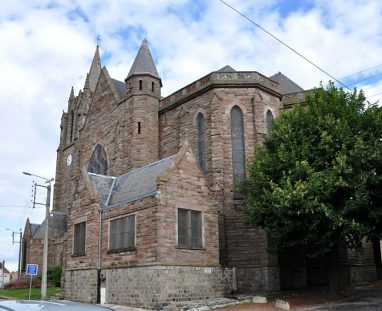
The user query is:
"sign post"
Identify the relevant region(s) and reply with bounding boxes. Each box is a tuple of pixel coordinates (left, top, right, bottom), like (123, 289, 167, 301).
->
(26, 264, 38, 300)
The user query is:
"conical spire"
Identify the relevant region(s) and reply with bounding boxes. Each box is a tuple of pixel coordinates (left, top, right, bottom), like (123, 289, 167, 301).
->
(84, 74, 90, 90)
(69, 87, 74, 101)
(88, 46, 101, 92)
(126, 39, 160, 80)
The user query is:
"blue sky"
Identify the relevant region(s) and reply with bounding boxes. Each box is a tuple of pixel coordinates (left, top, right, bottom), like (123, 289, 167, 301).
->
(0, 0, 382, 271)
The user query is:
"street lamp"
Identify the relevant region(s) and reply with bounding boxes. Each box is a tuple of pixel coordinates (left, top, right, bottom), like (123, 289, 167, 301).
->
(23, 171, 53, 300)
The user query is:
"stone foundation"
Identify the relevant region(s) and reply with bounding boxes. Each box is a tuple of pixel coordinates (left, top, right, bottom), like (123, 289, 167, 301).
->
(236, 266, 280, 292)
(65, 265, 233, 309)
(344, 264, 377, 285)
(64, 269, 98, 303)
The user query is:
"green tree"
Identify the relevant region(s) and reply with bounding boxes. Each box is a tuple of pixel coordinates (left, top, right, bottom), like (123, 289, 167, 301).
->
(240, 83, 382, 292)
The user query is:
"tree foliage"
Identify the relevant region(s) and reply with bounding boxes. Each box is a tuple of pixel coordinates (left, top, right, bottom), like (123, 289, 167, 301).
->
(241, 83, 382, 257)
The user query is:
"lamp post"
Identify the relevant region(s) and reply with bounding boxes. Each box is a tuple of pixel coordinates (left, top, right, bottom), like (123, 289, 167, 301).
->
(23, 171, 53, 300)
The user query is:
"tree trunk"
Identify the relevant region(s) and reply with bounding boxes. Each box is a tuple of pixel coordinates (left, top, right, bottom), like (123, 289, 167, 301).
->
(328, 249, 340, 296)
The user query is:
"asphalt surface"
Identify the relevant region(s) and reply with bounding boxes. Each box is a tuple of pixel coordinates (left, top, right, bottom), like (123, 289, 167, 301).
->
(307, 284, 382, 310)
(1, 283, 382, 310)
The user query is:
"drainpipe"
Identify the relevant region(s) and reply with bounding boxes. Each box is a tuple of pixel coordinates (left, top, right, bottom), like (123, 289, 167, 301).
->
(97, 207, 103, 304)
(97, 178, 116, 304)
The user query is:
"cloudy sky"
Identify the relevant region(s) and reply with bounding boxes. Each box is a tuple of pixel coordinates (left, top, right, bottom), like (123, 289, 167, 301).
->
(1, 0, 382, 272)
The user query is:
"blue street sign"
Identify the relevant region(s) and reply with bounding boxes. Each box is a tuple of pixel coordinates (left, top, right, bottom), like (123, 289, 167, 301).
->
(26, 264, 38, 276)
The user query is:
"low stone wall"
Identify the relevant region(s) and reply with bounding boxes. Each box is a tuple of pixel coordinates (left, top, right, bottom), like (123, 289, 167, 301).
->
(236, 266, 280, 292)
(349, 264, 377, 284)
(64, 269, 98, 303)
(102, 265, 233, 309)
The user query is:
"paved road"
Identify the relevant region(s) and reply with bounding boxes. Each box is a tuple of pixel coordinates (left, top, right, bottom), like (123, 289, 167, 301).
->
(308, 286, 382, 310)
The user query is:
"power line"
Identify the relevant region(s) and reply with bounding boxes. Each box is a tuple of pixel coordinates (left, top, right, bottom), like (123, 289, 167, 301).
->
(340, 63, 382, 80)
(363, 82, 382, 91)
(367, 91, 382, 98)
(349, 73, 382, 86)
(218, 0, 351, 90)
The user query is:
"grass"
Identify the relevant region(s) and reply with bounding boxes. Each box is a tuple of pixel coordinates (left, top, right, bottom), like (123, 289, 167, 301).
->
(0, 287, 60, 300)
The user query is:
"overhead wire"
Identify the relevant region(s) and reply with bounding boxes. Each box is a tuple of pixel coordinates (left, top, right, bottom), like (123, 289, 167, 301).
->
(340, 63, 382, 80)
(218, 0, 351, 91)
(348, 73, 382, 86)
(363, 82, 382, 91)
(366, 91, 382, 98)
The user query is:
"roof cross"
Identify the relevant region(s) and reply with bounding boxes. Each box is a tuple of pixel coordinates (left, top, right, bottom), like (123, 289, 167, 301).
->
(96, 35, 101, 48)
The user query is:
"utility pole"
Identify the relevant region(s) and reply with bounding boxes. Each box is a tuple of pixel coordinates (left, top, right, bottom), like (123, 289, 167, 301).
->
(7, 229, 22, 281)
(23, 172, 53, 300)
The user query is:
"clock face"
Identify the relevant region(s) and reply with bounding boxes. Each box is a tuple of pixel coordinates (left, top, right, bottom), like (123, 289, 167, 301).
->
(66, 154, 72, 167)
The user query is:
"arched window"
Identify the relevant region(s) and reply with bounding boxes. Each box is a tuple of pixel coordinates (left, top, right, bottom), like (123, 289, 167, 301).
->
(266, 109, 274, 135)
(69, 111, 75, 143)
(196, 113, 206, 173)
(87, 144, 108, 175)
(230, 106, 245, 186)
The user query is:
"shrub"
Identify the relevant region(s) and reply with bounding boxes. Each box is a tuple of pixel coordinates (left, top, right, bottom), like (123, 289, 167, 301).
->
(47, 266, 62, 287)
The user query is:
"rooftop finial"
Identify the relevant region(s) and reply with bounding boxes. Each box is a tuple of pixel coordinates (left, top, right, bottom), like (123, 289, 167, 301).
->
(96, 35, 101, 48)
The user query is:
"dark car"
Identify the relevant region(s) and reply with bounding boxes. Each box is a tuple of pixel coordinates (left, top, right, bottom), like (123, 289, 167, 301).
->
(0, 300, 114, 311)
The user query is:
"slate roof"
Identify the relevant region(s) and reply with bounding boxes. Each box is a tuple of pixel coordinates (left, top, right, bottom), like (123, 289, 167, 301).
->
(33, 214, 67, 239)
(270, 72, 304, 94)
(111, 78, 127, 98)
(89, 155, 177, 208)
(88, 173, 115, 205)
(30, 223, 40, 237)
(126, 39, 160, 79)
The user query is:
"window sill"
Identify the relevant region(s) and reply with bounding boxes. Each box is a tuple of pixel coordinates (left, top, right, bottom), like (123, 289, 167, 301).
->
(175, 246, 205, 251)
(72, 253, 86, 257)
(108, 247, 136, 254)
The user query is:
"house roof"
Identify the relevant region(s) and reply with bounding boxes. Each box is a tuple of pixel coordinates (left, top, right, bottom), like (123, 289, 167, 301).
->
(126, 39, 160, 80)
(89, 154, 177, 208)
(270, 72, 304, 95)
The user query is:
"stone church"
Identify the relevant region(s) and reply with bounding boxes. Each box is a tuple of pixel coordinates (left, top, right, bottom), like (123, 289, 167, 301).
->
(22, 39, 381, 308)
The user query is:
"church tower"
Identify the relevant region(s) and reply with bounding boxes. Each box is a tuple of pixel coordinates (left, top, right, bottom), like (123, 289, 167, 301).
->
(53, 46, 101, 213)
(125, 39, 161, 168)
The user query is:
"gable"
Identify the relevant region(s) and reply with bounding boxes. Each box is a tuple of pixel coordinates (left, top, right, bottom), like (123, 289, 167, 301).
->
(83, 68, 124, 133)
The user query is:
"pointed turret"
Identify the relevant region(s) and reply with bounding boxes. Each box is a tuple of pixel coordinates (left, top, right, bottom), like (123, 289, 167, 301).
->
(88, 46, 101, 92)
(124, 39, 161, 169)
(126, 39, 161, 82)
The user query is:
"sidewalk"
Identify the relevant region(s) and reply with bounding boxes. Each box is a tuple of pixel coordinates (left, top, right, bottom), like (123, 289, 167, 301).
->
(103, 281, 382, 311)
(216, 281, 382, 311)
